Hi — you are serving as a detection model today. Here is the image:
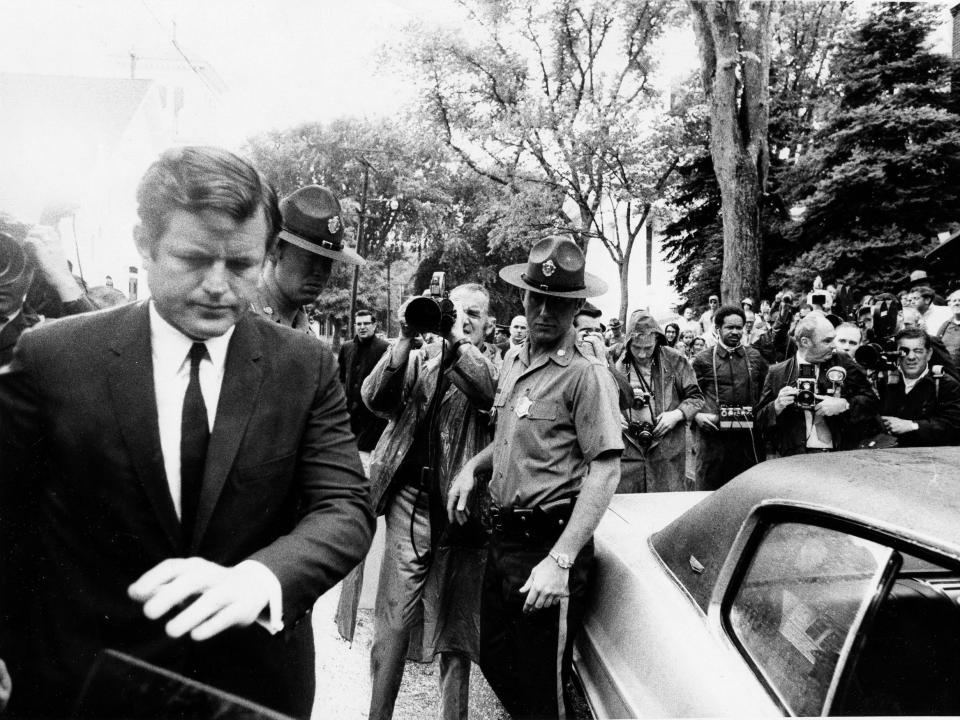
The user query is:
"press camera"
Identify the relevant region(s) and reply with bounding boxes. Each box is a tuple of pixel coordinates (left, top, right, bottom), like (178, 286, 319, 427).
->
(626, 420, 655, 446)
(626, 385, 654, 447)
(796, 364, 817, 410)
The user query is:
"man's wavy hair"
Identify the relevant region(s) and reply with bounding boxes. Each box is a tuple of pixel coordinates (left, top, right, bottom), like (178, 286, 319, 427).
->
(136, 146, 281, 256)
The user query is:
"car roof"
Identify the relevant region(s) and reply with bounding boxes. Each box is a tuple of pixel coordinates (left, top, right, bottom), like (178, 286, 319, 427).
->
(650, 447, 960, 613)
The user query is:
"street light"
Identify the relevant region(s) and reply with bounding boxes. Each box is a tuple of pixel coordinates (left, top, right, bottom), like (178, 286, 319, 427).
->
(385, 230, 397, 337)
(348, 184, 403, 336)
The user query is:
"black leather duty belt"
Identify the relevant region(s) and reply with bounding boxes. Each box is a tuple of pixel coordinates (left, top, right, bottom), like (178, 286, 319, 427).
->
(488, 496, 576, 542)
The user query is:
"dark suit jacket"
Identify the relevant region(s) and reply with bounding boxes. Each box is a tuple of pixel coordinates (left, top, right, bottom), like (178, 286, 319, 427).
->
(879, 371, 960, 446)
(755, 350, 878, 456)
(0, 302, 374, 719)
(337, 334, 389, 451)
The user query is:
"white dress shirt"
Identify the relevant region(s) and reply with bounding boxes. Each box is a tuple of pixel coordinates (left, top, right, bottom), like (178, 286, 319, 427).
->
(148, 302, 283, 632)
(150, 302, 234, 518)
(902, 367, 929, 395)
(796, 354, 834, 449)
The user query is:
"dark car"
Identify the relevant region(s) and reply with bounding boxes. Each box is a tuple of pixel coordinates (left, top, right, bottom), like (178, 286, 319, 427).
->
(575, 448, 960, 717)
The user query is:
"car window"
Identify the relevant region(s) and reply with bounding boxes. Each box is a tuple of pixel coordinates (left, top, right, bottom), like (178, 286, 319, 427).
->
(834, 550, 960, 716)
(725, 522, 894, 716)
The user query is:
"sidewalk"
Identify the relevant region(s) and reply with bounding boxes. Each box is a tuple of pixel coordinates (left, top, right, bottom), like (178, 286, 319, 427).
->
(311, 583, 507, 720)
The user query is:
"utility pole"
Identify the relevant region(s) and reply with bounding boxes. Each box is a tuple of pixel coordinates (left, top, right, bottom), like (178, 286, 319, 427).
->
(385, 260, 392, 338)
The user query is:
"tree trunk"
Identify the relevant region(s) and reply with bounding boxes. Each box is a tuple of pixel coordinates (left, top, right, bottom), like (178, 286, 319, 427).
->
(689, 0, 773, 305)
(619, 253, 630, 324)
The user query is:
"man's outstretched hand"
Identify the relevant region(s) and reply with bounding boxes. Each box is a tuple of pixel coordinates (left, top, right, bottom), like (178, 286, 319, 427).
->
(129, 558, 273, 641)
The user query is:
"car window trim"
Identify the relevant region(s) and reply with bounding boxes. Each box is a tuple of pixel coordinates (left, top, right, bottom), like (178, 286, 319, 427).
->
(708, 504, 908, 717)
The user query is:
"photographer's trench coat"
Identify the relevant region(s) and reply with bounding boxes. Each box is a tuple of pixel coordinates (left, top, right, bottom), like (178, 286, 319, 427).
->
(335, 339, 500, 662)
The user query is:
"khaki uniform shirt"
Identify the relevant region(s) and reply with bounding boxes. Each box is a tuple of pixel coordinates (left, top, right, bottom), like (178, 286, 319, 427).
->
(249, 282, 311, 333)
(489, 328, 623, 509)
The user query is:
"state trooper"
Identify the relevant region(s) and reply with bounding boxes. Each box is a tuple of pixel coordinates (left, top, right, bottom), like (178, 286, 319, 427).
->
(447, 236, 623, 719)
(250, 185, 363, 329)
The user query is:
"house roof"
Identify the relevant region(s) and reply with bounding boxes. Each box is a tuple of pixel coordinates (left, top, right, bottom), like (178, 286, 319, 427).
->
(1, 73, 154, 151)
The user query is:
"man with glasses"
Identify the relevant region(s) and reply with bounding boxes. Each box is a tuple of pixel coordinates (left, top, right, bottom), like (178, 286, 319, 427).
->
(876, 327, 960, 446)
(338, 310, 390, 451)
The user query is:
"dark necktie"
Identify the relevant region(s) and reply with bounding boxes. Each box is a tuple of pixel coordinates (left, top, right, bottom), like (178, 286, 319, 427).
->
(181, 342, 210, 549)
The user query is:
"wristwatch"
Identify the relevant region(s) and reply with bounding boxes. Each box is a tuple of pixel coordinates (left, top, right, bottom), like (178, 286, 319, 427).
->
(549, 550, 573, 569)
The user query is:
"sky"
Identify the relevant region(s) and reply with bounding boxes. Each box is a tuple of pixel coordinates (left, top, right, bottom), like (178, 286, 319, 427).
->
(0, 0, 470, 144)
(1, 0, 949, 144)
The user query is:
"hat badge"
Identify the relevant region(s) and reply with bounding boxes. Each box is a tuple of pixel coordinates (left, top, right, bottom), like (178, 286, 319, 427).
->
(541, 259, 556, 277)
(327, 216, 341, 234)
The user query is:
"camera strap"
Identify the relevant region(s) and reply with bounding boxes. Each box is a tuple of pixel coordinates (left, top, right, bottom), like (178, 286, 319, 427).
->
(711, 344, 753, 411)
(625, 355, 655, 426)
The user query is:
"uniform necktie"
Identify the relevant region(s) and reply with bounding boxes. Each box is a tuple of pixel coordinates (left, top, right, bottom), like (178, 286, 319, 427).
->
(180, 342, 209, 549)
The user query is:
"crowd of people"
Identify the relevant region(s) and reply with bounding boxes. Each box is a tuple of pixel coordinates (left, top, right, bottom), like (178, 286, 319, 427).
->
(1, 144, 959, 720)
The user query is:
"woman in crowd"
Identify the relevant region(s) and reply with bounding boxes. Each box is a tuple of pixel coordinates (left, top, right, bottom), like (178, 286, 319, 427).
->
(663, 322, 680, 349)
(692, 336, 707, 354)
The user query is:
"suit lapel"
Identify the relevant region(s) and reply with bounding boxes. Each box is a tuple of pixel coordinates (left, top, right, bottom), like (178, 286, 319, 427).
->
(784, 357, 799, 386)
(190, 315, 264, 552)
(106, 302, 181, 551)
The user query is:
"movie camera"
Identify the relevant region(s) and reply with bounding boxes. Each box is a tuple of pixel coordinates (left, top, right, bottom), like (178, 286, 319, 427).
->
(719, 405, 754, 430)
(403, 271, 457, 335)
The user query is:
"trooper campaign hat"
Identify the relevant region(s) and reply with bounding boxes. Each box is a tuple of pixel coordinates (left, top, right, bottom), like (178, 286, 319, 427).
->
(499, 236, 607, 299)
(278, 185, 364, 266)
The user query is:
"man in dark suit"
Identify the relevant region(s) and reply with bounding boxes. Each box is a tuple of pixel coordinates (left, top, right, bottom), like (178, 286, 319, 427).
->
(756, 312, 877, 456)
(877, 327, 960, 446)
(338, 309, 389, 451)
(0, 146, 374, 719)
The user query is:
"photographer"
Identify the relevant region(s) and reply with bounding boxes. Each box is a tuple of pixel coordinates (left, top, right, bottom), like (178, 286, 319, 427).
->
(691, 306, 768, 490)
(755, 291, 798, 363)
(1, 222, 95, 368)
(872, 327, 960, 447)
(336, 281, 500, 720)
(611, 308, 703, 492)
(858, 296, 959, 382)
(756, 313, 877, 456)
